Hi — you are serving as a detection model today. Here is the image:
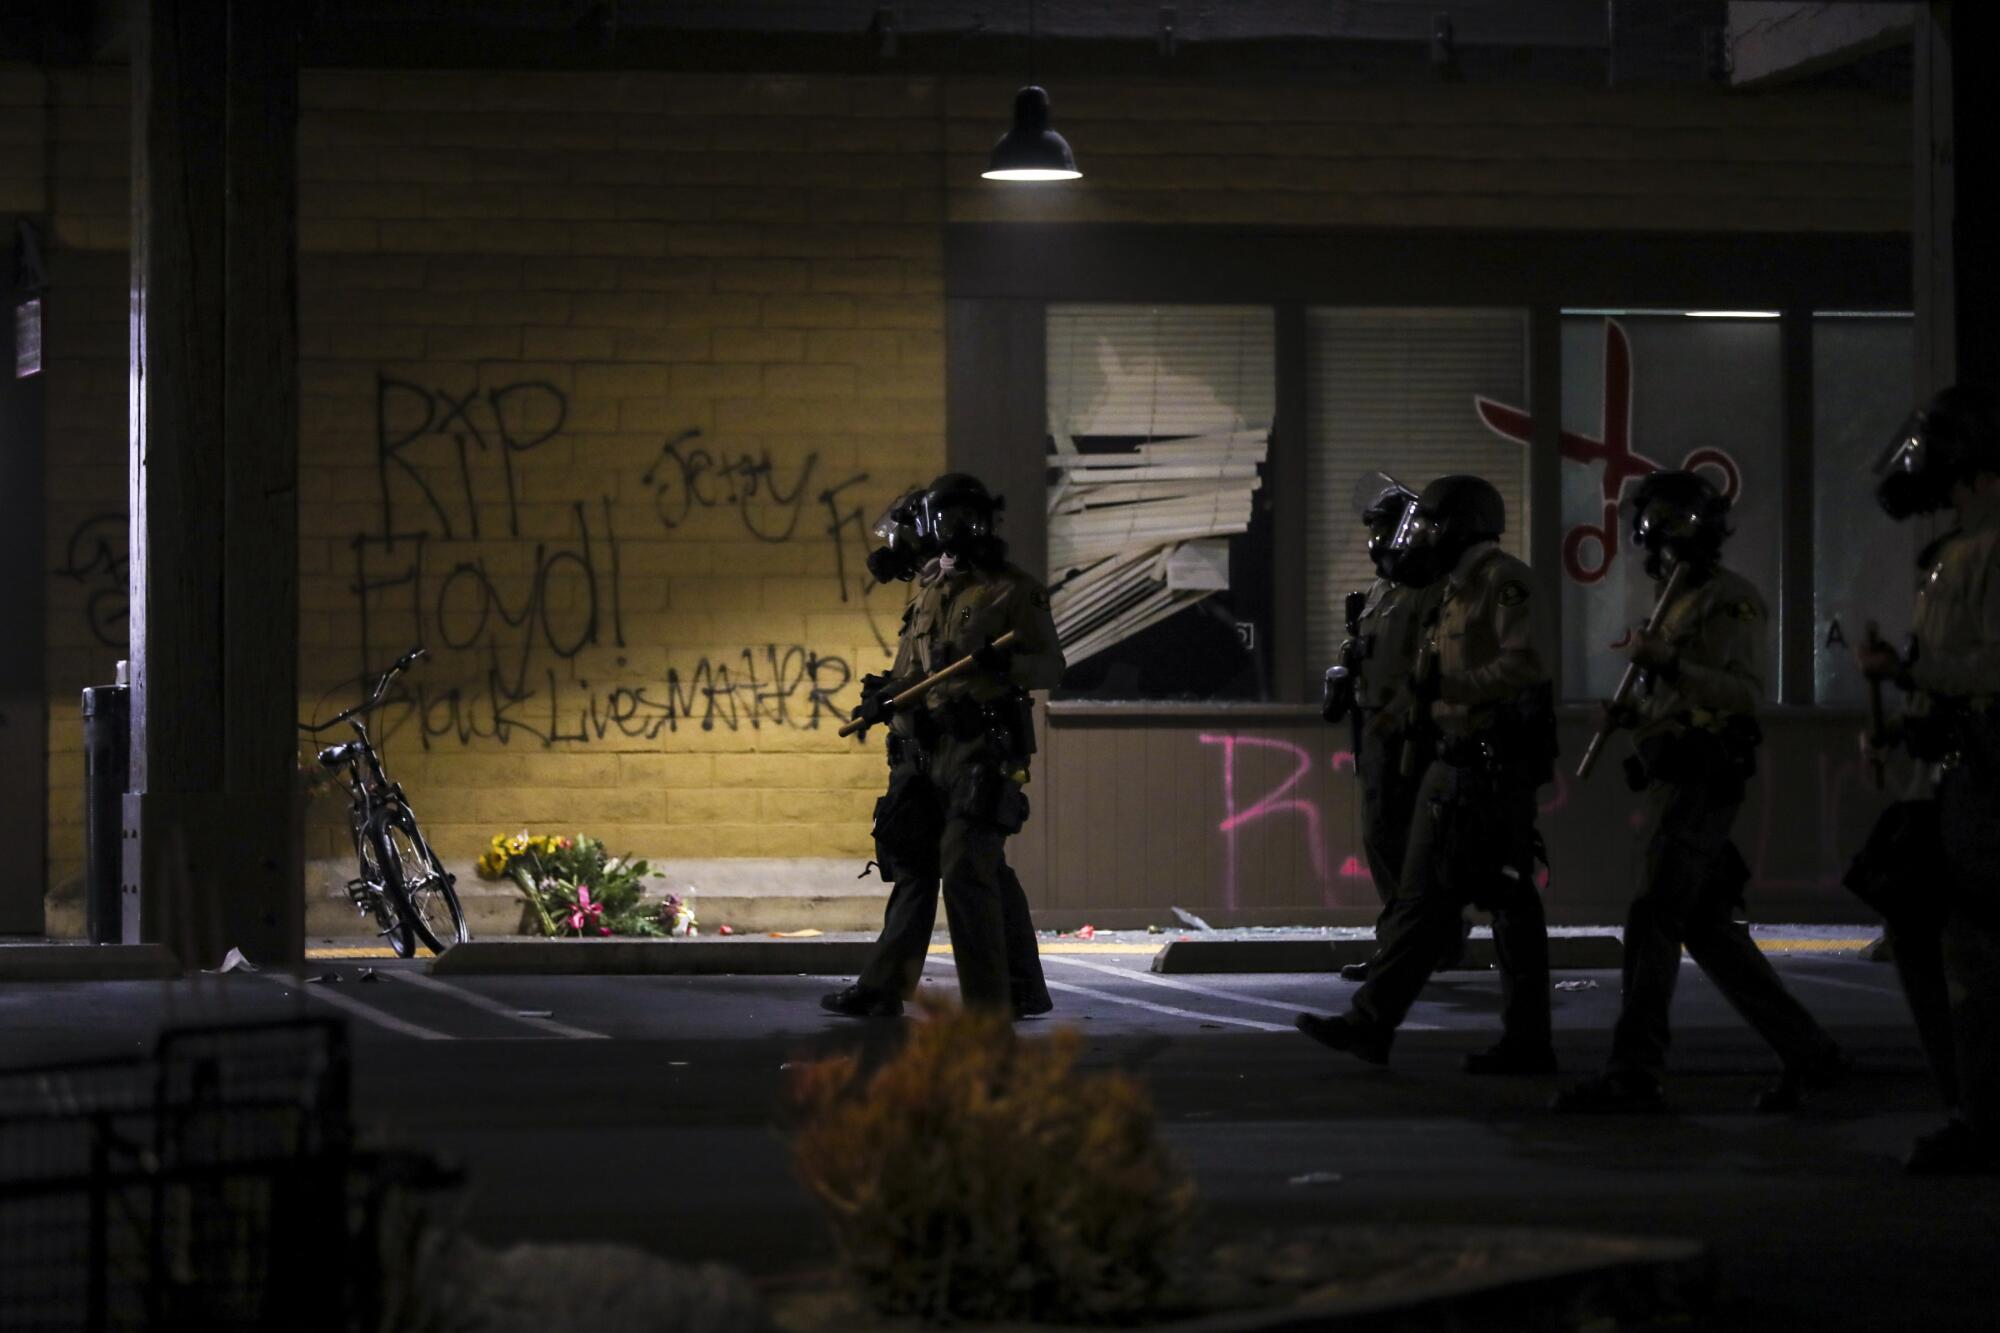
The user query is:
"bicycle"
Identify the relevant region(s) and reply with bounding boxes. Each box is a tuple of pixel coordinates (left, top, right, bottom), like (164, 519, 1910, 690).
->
(301, 648, 468, 956)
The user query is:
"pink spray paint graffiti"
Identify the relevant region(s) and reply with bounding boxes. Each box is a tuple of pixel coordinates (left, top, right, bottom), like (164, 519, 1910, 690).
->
(1198, 734, 1331, 910)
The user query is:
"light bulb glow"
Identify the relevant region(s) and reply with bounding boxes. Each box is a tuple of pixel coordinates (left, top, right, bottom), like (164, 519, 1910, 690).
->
(981, 167, 1083, 181)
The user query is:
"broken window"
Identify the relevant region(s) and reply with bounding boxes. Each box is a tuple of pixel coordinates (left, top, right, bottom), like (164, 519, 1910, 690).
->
(1045, 304, 1274, 701)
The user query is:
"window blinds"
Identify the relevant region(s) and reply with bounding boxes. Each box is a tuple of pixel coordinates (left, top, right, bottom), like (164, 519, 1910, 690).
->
(1046, 305, 1274, 665)
(1303, 308, 1531, 677)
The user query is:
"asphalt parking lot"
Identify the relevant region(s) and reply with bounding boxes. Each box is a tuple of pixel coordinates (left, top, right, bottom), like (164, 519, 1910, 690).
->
(3, 945, 1995, 1330)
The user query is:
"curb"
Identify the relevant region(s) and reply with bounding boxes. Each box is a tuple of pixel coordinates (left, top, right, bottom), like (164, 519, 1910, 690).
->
(429, 937, 879, 976)
(1153, 934, 1626, 974)
(0, 944, 183, 982)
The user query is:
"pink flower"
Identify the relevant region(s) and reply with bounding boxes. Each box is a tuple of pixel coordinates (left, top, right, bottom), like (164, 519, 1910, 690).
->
(566, 885, 605, 935)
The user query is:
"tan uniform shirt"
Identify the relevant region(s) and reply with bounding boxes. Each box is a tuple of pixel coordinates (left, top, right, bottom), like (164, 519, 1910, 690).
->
(1429, 542, 1547, 737)
(1911, 486, 2000, 702)
(889, 560, 1065, 734)
(1634, 563, 1766, 739)
(1353, 578, 1442, 712)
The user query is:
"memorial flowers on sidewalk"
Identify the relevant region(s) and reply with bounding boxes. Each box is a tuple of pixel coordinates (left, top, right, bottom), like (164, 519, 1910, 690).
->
(473, 831, 691, 937)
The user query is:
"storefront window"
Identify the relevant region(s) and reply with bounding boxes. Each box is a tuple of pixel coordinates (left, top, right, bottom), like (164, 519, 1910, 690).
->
(1813, 315, 1915, 706)
(1558, 313, 1784, 702)
(1305, 308, 1530, 681)
(1045, 304, 1274, 700)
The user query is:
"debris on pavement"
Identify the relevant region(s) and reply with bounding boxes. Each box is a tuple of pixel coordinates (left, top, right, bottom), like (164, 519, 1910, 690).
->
(717, 924, 735, 935)
(209, 947, 258, 974)
(1172, 906, 1214, 931)
(1287, 1172, 1344, 1187)
(769, 928, 823, 938)
(1554, 979, 1600, 992)
(306, 973, 341, 984)
(357, 967, 379, 982)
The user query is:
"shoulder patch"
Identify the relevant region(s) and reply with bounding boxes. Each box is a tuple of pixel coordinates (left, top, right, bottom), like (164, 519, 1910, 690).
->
(1727, 598, 1759, 622)
(1497, 581, 1531, 608)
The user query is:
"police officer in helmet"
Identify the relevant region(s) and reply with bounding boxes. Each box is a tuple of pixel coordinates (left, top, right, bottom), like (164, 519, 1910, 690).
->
(1322, 473, 1458, 981)
(824, 472, 1066, 1018)
(1855, 385, 2000, 1173)
(1554, 469, 1844, 1114)
(1298, 475, 1558, 1073)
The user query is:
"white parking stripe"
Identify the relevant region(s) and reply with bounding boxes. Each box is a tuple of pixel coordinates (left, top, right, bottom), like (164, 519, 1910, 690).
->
(256, 971, 454, 1041)
(929, 955, 1291, 1032)
(392, 971, 608, 1039)
(1042, 954, 1440, 1031)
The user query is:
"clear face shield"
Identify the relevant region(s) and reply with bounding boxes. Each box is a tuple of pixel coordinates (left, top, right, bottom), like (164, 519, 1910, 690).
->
(865, 489, 929, 582)
(1874, 411, 1945, 519)
(917, 489, 996, 554)
(1388, 497, 1434, 558)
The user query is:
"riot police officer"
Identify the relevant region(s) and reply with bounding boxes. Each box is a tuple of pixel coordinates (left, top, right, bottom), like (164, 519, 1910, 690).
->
(1856, 386, 2000, 1173)
(1554, 471, 1845, 1114)
(1321, 473, 1456, 981)
(822, 474, 1067, 1018)
(1297, 476, 1558, 1073)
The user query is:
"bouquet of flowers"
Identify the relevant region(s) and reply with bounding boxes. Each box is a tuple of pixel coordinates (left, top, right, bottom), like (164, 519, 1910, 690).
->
(473, 831, 684, 937)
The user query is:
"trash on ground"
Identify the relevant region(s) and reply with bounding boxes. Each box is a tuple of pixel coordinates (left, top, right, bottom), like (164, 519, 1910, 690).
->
(717, 924, 735, 935)
(210, 946, 258, 974)
(306, 973, 341, 984)
(770, 928, 824, 938)
(1288, 1171, 1344, 1187)
(1147, 923, 1164, 934)
(1071, 924, 1097, 941)
(1172, 906, 1214, 931)
(357, 967, 378, 982)
(1553, 979, 1600, 992)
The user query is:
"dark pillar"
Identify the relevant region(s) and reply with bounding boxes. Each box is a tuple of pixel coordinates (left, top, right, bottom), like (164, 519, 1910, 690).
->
(1, 221, 47, 934)
(1917, 1, 2000, 395)
(127, 0, 300, 966)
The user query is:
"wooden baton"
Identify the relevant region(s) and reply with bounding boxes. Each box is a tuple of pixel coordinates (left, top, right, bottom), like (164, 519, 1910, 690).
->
(1863, 620, 1888, 791)
(838, 630, 1020, 738)
(1576, 559, 1692, 781)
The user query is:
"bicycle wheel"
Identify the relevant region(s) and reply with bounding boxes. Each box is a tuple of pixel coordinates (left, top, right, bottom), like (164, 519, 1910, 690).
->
(378, 815, 468, 954)
(355, 827, 416, 958)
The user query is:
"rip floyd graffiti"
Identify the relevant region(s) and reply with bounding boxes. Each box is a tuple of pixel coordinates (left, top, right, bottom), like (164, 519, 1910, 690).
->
(348, 373, 879, 747)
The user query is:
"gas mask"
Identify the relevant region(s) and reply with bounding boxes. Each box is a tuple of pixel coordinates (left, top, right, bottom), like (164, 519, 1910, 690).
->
(865, 490, 929, 583)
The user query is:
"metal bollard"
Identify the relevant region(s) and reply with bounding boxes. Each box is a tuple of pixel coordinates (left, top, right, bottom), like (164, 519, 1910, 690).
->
(80, 681, 129, 945)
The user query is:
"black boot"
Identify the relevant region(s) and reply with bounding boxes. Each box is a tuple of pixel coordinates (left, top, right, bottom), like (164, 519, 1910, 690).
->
(1293, 1013, 1392, 1066)
(819, 984, 903, 1018)
(1754, 1047, 1852, 1113)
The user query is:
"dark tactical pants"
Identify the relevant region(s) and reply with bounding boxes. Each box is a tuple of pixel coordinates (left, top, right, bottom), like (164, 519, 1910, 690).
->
(1351, 753, 1551, 1049)
(1890, 761, 2000, 1134)
(856, 731, 1049, 1013)
(1356, 718, 1422, 907)
(1608, 775, 1837, 1079)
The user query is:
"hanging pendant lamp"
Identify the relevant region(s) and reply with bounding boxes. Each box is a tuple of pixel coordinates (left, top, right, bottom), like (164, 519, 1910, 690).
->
(983, 84, 1080, 182)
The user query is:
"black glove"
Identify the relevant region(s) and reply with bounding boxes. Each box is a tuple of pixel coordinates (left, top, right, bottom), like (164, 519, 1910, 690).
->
(1321, 664, 1355, 725)
(850, 672, 899, 735)
(971, 638, 1014, 676)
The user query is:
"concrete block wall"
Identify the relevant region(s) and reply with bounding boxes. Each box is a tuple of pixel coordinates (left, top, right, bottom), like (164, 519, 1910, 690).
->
(3, 62, 1908, 932)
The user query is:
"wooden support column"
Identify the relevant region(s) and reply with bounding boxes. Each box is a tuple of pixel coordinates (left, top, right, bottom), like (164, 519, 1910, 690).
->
(127, 0, 300, 965)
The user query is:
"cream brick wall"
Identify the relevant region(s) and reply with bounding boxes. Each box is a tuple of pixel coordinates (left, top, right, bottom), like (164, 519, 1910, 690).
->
(8, 62, 1907, 926)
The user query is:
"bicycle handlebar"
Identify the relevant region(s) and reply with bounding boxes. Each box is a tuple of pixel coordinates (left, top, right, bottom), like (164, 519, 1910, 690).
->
(299, 647, 425, 733)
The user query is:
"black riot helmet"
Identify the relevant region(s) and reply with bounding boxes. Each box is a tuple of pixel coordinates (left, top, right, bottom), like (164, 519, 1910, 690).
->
(916, 472, 1007, 564)
(1353, 470, 1418, 580)
(1389, 474, 1505, 587)
(1625, 469, 1731, 579)
(1875, 384, 2000, 520)
(865, 487, 930, 583)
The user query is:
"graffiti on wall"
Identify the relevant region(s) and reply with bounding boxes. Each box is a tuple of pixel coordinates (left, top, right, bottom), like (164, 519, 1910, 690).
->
(346, 373, 889, 747)
(54, 513, 128, 648)
(1473, 320, 1743, 586)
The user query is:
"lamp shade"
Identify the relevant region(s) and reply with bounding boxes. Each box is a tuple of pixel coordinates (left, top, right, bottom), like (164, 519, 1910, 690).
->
(982, 85, 1081, 181)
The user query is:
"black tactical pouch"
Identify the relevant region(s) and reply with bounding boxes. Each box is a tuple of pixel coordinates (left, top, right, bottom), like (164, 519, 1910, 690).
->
(985, 690, 1036, 761)
(1843, 799, 1948, 930)
(869, 769, 940, 882)
(1495, 681, 1559, 788)
(950, 763, 1029, 835)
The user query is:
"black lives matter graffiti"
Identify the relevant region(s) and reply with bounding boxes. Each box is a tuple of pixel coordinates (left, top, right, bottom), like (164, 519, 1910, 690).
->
(353, 374, 887, 748)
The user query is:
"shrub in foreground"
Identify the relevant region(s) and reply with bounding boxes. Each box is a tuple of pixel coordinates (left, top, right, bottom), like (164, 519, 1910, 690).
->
(789, 1003, 1194, 1325)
